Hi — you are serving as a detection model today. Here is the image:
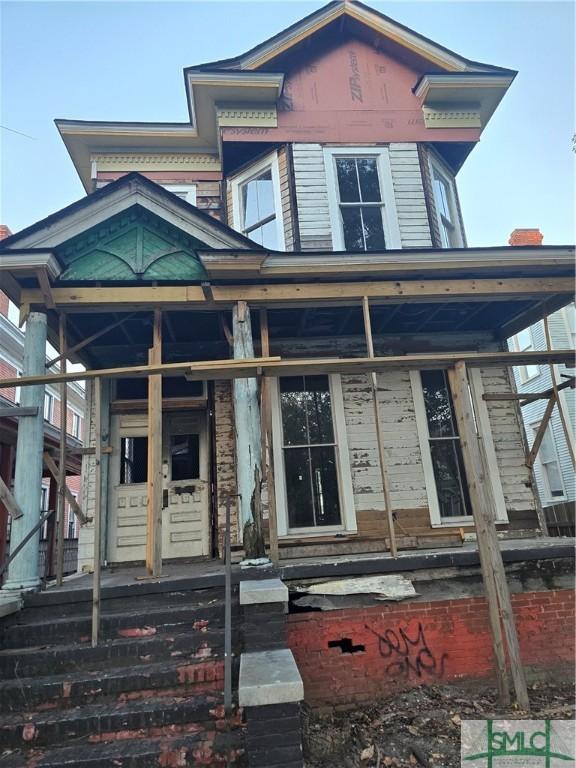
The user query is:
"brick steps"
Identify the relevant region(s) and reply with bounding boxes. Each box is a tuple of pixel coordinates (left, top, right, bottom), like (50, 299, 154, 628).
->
(0, 692, 229, 750)
(0, 627, 223, 678)
(0, 728, 242, 767)
(1, 602, 233, 649)
(0, 656, 225, 713)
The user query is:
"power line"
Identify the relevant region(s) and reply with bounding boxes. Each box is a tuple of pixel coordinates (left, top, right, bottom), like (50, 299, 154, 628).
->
(0, 125, 36, 140)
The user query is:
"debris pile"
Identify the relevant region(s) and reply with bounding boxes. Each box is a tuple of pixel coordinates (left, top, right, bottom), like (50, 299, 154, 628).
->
(303, 681, 575, 768)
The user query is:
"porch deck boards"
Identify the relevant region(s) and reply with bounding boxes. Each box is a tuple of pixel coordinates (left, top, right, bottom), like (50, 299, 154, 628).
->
(26, 537, 574, 607)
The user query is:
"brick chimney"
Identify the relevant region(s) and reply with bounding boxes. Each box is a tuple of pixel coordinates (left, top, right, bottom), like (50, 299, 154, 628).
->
(508, 228, 543, 246)
(0, 225, 12, 241)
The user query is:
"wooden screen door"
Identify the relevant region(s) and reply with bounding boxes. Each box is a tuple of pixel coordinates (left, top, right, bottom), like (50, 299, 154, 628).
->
(108, 412, 209, 563)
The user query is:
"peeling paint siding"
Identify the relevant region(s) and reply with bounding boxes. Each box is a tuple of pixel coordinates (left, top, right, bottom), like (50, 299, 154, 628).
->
(278, 146, 295, 251)
(77, 379, 96, 572)
(481, 367, 536, 511)
(194, 180, 223, 220)
(214, 380, 240, 549)
(389, 144, 433, 248)
(292, 143, 333, 251)
(225, 183, 234, 229)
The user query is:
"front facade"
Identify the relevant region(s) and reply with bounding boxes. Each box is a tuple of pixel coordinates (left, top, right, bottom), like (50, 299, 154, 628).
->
(0, 1, 574, 585)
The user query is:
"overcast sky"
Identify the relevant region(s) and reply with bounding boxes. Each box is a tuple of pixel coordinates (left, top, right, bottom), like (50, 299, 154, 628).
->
(1, 1, 574, 246)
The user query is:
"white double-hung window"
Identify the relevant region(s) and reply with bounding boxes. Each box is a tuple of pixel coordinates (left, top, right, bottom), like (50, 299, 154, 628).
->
(510, 327, 540, 382)
(532, 422, 565, 501)
(231, 152, 284, 249)
(325, 147, 400, 251)
(429, 156, 464, 248)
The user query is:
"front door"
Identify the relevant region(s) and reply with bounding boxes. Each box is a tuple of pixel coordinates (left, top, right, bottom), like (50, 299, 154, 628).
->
(108, 411, 209, 563)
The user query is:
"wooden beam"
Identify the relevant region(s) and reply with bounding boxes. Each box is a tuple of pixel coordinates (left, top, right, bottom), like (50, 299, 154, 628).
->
(219, 313, 233, 348)
(1, 350, 573, 390)
(146, 310, 163, 576)
(0, 407, 39, 418)
(35, 268, 55, 310)
(482, 376, 575, 404)
(543, 315, 576, 470)
(260, 308, 278, 564)
(56, 315, 67, 587)
(20, 276, 574, 310)
(43, 452, 89, 525)
(362, 297, 397, 558)
(46, 313, 138, 367)
(448, 362, 529, 709)
(0, 476, 23, 519)
(526, 393, 557, 469)
(92, 376, 102, 647)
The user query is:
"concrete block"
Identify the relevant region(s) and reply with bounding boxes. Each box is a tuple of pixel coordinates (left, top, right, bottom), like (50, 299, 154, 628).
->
(239, 649, 304, 707)
(0, 595, 22, 619)
(240, 578, 288, 606)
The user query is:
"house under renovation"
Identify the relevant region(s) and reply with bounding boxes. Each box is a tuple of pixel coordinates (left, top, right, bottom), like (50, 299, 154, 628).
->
(0, 3, 573, 767)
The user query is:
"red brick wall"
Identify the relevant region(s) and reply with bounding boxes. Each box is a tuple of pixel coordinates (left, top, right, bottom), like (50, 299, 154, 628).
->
(0, 359, 17, 402)
(287, 589, 575, 707)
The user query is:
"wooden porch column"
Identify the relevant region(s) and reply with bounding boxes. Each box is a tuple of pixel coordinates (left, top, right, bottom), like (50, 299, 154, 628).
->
(259, 309, 279, 563)
(56, 314, 68, 586)
(2, 312, 47, 592)
(448, 361, 529, 709)
(232, 301, 264, 559)
(146, 310, 163, 576)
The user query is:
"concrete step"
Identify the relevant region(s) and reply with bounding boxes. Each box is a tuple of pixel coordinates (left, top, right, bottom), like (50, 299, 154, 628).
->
(1, 601, 234, 649)
(0, 655, 226, 713)
(0, 727, 243, 767)
(0, 627, 225, 679)
(0, 692, 229, 750)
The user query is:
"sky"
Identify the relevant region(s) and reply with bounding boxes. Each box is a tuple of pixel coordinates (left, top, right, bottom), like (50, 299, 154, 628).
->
(1, 0, 574, 247)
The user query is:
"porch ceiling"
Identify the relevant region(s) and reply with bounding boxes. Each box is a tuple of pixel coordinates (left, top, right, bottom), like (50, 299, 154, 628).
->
(63, 296, 563, 369)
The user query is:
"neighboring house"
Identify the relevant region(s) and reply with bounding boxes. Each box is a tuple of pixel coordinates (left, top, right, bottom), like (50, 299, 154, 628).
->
(0, 0, 573, 586)
(507, 229, 575, 535)
(0, 227, 86, 578)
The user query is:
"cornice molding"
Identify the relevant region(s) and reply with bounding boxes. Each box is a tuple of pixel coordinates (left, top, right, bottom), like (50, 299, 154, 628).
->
(216, 106, 277, 128)
(423, 106, 481, 129)
(92, 153, 221, 172)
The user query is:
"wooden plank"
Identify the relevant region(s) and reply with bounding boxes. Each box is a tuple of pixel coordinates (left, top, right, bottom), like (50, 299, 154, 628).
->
(482, 377, 575, 404)
(43, 452, 89, 525)
(0, 476, 23, 519)
(0, 407, 38, 417)
(35, 268, 55, 310)
(526, 393, 557, 469)
(20, 276, 574, 310)
(449, 362, 529, 709)
(146, 310, 163, 576)
(1, 350, 573, 390)
(56, 315, 68, 586)
(260, 308, 279, 564)
(362, 296, 397, 558)
(543, 315, 576, 470)
(91, 377, 102, 647)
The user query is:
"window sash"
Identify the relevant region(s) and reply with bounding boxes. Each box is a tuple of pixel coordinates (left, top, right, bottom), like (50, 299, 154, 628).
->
(231, 152, 285, 250)
(429, 157, 462, 248)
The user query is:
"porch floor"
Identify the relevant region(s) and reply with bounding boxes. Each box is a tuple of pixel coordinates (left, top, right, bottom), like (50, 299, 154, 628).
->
(26, 536, 574, 607)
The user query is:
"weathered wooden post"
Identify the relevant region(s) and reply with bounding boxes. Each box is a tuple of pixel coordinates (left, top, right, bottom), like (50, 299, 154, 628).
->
(2, 312, 47, 592)
(232, 301, 265, 559)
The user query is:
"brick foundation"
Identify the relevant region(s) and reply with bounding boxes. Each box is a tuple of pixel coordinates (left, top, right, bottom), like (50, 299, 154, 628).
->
(287, 589, 575, 707)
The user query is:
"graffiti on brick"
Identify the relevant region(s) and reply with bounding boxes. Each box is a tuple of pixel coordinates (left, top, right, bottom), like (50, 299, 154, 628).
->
(365, 622, 447, 679)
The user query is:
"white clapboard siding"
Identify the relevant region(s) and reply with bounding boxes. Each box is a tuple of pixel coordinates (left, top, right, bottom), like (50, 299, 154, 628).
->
(389, 143, 433, 249)
(481, 366, 537, 511)
(292, 143, 333, 251)
(341, 370, 427, 513)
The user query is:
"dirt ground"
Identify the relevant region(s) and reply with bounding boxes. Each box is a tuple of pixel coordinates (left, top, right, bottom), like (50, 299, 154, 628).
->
(302, 681, 575, 768)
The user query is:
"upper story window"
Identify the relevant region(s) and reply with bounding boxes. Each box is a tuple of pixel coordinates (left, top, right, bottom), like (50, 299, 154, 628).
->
(429, 156, 464, 248)
(533, 422, 565, 500)
(163, 184, 197, 205)
(511, 327, 540, 382)
(324, 147, 400, 251)
(7, 300, 20, 328)
(231, 152, 284, 249)
(71, 411, 82, 439)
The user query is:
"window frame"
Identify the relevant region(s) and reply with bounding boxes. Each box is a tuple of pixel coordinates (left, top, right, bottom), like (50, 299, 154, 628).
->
(410, 368, 508, 527)
(531, 420, 566, 502)
(163, 184, 197, 205)
(324, 146, 401, 251)
(230, 151, 285, 250)
(271, 373, 356, 537)
(510, 327, 540, 383)
(44, 391, 56, 422)
(71, 410, 82, 439)
(428, 154, 465, 249)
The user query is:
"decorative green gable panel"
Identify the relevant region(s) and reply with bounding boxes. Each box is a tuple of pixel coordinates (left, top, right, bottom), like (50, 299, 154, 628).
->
(56, 206, 208, 281)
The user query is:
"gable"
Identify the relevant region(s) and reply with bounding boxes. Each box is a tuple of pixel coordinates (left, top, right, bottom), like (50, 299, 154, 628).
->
(56, 206, 208, 282)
